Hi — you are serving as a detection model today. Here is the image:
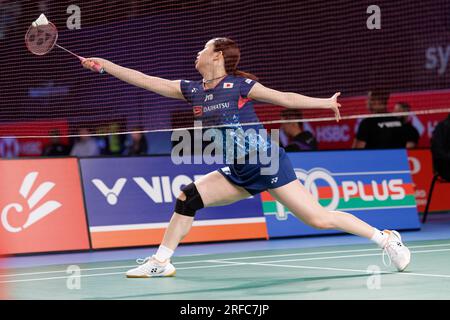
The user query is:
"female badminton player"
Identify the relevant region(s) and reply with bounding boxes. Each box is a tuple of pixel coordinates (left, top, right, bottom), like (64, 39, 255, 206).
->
(82, 37, 411, 278)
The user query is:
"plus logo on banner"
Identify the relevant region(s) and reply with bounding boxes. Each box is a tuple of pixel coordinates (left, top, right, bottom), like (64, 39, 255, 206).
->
(261, 150, 420, 239)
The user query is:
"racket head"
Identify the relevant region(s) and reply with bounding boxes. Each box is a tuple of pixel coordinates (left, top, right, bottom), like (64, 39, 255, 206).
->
(25, 22, 58, 56)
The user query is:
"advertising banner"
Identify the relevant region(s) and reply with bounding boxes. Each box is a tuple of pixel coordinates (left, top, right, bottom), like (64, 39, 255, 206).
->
(258, 90, 450, 150)
(80, 157, 267, 249)
(0, 120, 69, 157)
(408, 149, 450, 213)
(263, 150, 421, 238)
(0, 158, 90, 254)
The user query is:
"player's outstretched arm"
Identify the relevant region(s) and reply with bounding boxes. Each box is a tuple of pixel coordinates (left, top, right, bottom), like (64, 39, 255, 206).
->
(248, 82, 341, 122)
(82, 58, 185, 100)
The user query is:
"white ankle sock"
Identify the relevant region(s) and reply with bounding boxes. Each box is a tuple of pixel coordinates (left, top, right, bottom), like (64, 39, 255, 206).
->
(154, 245, 174, 262)
(370, 228, 389, 248)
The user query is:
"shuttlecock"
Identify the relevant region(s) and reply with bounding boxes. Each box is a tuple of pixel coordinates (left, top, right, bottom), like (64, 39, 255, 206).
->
(32, 13, 49, 27)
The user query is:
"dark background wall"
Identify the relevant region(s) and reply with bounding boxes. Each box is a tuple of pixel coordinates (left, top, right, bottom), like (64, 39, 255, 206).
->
(1, 0, 449, 134)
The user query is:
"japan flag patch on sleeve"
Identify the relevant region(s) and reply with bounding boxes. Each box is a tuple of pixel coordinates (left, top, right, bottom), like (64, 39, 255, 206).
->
(223, 82, 234, 89)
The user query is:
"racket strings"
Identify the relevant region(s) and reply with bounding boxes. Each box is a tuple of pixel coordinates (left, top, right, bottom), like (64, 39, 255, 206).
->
(25, 24, 58, 56)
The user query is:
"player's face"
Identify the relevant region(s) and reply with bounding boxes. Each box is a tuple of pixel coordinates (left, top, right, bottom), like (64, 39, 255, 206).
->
(195, 40, 220, 70)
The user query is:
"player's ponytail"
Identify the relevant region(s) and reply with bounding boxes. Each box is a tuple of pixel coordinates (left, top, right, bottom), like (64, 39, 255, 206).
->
(212, 37, 259, 81)
(232, 69, 259, 81)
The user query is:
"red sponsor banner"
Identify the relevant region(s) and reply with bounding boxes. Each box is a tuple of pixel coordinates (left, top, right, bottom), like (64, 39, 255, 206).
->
(0, 120, 69, 157)
(257, 90, 450, 150)
(0, 158, 90, 254)
(408, 149, 450, 213)
(0, 230, 6, 299)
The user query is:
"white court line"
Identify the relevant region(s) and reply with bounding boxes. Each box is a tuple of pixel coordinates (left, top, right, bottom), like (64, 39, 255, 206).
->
(1, 242, 450, 279)
(210, 243, 450, 261)
(246, 262, 450, 279)
(0, 263, 249, 284)
(210, 249, 450, 264)
(195, 259, 450, 280)
(3, 248, 450, 284)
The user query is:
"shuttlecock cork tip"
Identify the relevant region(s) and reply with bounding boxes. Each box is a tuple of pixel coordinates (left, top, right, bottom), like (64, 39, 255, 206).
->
(32, 13, 49, 27)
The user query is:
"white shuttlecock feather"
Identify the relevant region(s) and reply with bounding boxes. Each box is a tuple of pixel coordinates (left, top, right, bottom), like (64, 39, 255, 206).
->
(32, 13, 49, 27)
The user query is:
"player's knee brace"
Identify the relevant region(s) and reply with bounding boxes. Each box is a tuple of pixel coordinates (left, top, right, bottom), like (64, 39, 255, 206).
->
(175, 183, 204, 217)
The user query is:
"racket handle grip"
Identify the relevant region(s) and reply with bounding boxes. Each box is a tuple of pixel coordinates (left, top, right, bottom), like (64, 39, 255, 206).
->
(80, 57, 105, 74)
(92, 62, 105, 74)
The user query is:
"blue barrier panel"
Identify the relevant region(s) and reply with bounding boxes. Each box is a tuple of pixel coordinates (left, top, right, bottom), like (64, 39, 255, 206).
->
(79, 157, 267, 248)
(262, 149, 421, 238)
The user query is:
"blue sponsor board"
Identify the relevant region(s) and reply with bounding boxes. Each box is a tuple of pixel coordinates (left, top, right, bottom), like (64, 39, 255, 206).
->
(264, 149, 421, 238)
(79, 157, 264, 227)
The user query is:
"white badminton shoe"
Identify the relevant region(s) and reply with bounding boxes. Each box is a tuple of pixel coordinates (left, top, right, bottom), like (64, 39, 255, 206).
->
(381, 230, 411, 272)
(126, 255, 176, 278)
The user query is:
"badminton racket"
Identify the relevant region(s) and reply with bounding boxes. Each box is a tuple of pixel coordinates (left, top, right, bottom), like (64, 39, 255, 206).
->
(25, 14, 105, 73)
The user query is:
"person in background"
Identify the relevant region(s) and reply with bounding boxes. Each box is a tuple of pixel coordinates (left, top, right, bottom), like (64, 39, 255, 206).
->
(280, 109, 317, 151)
(70, 128, 100, 157)
(98, 121, 126, 155)
(123, 127, 148, 156)
(431, 113, 450, 180)
(394, 102, 420, 149)
(42, 129, 71, 156)
(353, 88, 407, 149)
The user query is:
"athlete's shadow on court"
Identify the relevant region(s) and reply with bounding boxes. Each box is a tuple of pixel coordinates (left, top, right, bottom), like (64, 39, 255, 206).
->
(87, 273, 371, 300)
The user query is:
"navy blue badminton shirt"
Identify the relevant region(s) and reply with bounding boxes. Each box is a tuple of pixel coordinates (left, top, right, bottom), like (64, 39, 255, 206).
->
(180, 75, 272, 163)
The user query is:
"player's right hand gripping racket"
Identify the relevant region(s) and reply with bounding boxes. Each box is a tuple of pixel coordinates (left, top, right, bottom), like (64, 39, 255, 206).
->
(25, 13, 105, 74)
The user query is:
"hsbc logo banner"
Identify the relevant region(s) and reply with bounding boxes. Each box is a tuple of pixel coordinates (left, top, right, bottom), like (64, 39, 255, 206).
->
(79, 157, 266, 249)
(263, 91, 450, 151)
(0, 159, 90, 254)
(262, 149, 421, 238)
(0, 120, 69, 157)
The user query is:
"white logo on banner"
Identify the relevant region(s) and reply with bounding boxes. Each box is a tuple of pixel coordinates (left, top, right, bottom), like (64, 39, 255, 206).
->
(1, 172, 62, 233)
(92, 175, 205, 205)
(92, 178, 127, 205)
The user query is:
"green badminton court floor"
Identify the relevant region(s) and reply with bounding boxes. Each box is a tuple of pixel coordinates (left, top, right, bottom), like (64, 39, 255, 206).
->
(2, 238, 450, 300)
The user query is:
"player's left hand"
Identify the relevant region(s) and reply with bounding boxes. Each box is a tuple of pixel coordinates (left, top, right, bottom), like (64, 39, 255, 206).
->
(329, 92, 341, 122)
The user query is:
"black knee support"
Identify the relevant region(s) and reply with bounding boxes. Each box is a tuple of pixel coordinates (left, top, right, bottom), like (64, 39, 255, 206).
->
(175, 183, 204, 217)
